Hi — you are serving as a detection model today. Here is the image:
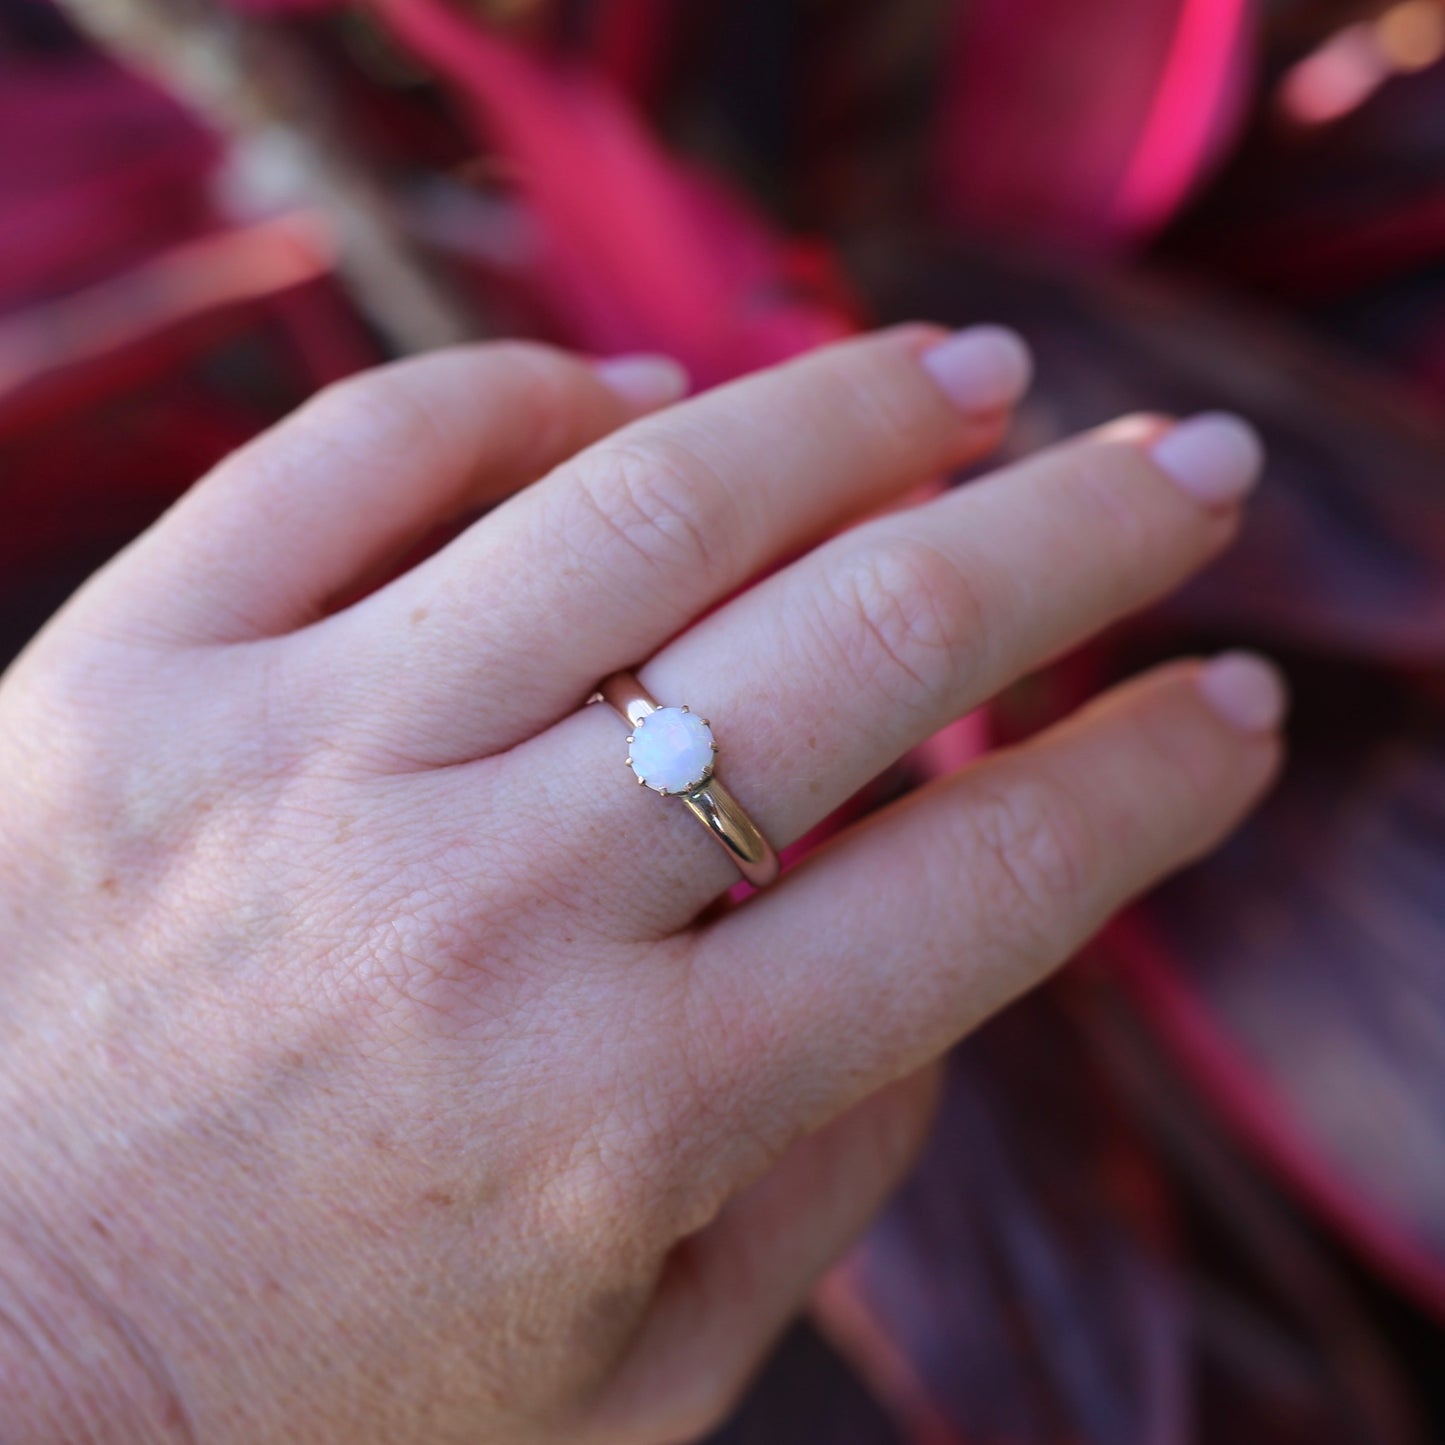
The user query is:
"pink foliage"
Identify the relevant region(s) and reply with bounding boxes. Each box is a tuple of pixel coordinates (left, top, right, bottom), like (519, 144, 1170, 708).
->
(4, 0, 1444, 1436)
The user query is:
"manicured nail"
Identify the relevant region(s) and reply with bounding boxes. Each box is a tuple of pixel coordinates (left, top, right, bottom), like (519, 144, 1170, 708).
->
(593, 354, 690, 409)
(1151, 412, 1264, 506)
(921, 325, 1033, 413)
(1197, 651, 1289, 734)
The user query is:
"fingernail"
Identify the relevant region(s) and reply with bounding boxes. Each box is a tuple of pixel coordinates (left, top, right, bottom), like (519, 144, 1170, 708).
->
(593, 354, 690, 409)
(1197, 651, 1289, 734)
(1150, 412, 1264, 506)
(921, 325, 1033, 413)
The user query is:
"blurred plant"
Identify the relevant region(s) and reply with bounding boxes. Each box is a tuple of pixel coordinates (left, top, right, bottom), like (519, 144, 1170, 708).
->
(4, 0, 1445, 1438)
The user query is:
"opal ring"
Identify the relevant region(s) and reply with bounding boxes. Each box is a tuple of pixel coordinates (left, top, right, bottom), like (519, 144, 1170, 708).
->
(591, 671, 779, 889)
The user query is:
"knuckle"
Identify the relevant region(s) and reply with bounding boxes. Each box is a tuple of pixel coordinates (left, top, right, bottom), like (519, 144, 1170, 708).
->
(547, 965, 783, 1248)
(536, 1096, 662, 1256)
(560, 437, 735, 586)
(959, 777, 1094, 949)
(821, 534, 986, 716)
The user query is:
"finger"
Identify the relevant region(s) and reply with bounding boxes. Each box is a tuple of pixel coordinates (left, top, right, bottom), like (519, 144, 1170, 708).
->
(526, 412, 1261, 934)
(675, 656, 1286, 1193)
(588, 1065, 940, 1445)
(75, 344, 687, 644)
(322, 324, 1033, 764)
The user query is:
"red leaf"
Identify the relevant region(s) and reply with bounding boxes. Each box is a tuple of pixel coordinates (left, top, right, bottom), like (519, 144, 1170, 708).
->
(1078, 982, 1428, 1445)
(1105, 680, 1445, 1317)
(0, 226, 373, 664)
(815, 999, 1189, 1445)
(0, 58, 218, 310)
(934, 0, 1254, 251)
(375, 0, 856, 381)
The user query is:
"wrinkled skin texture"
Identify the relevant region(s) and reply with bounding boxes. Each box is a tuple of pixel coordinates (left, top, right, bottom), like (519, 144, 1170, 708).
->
(0, 331, 1282, 1442)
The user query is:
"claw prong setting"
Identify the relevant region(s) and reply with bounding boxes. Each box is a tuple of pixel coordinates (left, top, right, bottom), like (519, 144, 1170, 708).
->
(624, 704, 716, 795)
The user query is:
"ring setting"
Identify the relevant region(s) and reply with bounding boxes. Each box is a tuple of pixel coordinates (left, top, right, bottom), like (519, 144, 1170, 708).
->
(593, 672, 780, 889)
(625, 705, 717, 795)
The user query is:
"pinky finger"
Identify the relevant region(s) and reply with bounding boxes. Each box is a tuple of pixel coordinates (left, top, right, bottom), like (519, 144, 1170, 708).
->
(684, 654, 1288, 1184)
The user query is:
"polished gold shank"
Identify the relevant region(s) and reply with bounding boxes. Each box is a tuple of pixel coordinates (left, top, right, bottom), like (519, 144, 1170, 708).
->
(677, 779, 775, 874)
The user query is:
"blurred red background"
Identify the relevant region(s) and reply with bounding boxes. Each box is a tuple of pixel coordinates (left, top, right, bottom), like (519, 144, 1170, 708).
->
(5, 1, 1445, 1439)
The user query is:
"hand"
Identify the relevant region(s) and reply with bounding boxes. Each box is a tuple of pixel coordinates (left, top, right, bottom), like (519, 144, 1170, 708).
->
(0, 327, 1283, 1442)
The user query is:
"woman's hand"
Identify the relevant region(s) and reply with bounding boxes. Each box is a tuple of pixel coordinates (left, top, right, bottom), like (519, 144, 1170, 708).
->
(0, 327, 1283, 1442)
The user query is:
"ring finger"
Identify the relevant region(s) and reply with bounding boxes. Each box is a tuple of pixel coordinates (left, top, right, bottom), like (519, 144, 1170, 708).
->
(517, 408, 1263, 933)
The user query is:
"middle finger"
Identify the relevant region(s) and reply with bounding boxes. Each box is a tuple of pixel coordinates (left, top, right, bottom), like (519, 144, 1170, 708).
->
(320, 325, 1030, 766)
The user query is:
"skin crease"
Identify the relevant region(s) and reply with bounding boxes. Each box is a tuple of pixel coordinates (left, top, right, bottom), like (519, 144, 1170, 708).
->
(0, 330, 1284, 1443)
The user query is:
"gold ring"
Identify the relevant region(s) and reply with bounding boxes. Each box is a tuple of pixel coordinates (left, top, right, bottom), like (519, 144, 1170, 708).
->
(591, 671, 780, 889)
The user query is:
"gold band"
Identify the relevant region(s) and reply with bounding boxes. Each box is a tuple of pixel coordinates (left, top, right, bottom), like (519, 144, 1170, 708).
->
(592, 671, 780, 889)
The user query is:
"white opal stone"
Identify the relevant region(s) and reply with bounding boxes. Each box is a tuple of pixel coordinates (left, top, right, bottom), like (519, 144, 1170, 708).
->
(628, 707, 715, 794)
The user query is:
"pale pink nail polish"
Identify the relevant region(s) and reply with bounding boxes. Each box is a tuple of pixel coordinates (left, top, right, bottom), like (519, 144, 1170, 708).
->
(593, 354, 690, 409)
(1151, 413, 1264, 506)
(921, 325, 1033, 413)
(1197, 651, 1289, 734)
